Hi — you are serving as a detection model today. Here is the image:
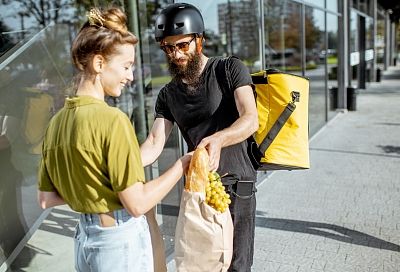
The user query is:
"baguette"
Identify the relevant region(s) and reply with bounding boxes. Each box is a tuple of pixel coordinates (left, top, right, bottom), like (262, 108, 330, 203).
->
(185, 147, 209, 192)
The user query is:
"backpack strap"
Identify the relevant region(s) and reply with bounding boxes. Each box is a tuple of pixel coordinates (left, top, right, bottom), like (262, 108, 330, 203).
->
(215, 56, 236, 96)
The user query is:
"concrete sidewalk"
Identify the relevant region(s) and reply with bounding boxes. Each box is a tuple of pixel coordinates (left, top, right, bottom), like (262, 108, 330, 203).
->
(252, 66, 400, 272)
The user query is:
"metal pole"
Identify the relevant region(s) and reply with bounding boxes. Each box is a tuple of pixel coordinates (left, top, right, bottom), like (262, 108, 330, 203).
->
(259, 0, 265, 70)
(301, 3, 306, 76)
(371, 0, 377, 81)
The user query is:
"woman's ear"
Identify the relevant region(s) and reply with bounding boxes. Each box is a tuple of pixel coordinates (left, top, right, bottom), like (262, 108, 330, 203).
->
(92, 54, 105, 73)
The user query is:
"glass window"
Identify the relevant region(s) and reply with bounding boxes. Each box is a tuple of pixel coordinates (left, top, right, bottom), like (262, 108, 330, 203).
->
(365, 16, 373, 50)
(0, 23, 74, 268)
(264, 0, 302, 74)
(326, 0, 338, 13)
(365, 16, 374, 83)
(304, 0, 324, 8)
(0, 1, 76, 57)
(177, 0, 261, 73)
(349, 10, 359, 87)
(305, 7, 326, 135)
(327, 14, 339, 120)
(136, 0, 185, 257)
(376, 13, 385, 67)
(358, 0, 369, 15)
(350, 10, 359, 53)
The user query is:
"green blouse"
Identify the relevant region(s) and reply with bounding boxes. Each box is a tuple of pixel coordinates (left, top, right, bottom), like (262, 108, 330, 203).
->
(38, 96, 145, 213)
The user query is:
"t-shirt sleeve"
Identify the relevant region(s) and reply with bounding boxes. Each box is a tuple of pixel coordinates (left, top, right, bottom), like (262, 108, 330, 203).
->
(227, 57, 253, 92)
(107, 113, 145, 192)
(38, 151, 56, 192)
(154, 87, 175, 123)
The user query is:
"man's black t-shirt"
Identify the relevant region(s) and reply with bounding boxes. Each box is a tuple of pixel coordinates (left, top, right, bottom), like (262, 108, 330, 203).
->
(155, 57, 256, 180)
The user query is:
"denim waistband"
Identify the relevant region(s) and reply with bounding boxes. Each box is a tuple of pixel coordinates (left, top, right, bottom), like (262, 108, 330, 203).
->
(80, 208, 132, 226)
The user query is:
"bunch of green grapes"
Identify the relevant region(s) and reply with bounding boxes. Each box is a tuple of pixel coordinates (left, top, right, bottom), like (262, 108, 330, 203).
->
(205, 172, 231, 212)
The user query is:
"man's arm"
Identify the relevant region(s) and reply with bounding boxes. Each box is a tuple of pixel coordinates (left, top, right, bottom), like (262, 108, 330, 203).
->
(198, 85, 258, 171)
(140, 118, 174, 167)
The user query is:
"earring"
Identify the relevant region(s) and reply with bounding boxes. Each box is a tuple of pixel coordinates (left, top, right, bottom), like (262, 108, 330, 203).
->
(96, 74, 101, 81)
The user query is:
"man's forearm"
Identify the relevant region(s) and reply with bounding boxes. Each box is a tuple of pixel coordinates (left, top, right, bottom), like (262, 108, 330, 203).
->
(216, 113, 258, 148)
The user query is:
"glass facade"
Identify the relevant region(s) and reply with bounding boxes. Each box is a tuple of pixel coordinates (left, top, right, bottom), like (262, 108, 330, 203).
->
(350, 9, 360, 87)
(264, 0, 302, 74)
(0, 23, 75, 267)
(0, 0, 398, 270)
(327, 13, 339, 119)
(305, 7, 326, 134)
(376, 11, 386, 67)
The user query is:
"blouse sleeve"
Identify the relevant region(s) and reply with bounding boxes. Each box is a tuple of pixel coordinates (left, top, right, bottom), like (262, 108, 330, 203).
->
(38, 150, 56, 192)
(106, 113, 145, 192)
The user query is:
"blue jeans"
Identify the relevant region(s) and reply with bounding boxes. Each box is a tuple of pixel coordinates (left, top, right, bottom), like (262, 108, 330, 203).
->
(74, 209, 153, 272)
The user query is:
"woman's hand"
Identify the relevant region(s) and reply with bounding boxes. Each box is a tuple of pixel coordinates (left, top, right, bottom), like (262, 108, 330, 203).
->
(179, 151, 194, 173)
(197, 134, 224, 172)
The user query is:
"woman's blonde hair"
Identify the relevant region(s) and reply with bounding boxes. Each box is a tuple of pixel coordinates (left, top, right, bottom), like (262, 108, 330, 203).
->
(71, 7, 138, 73)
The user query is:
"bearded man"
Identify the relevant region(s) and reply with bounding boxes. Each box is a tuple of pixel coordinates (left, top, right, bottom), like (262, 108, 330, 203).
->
(140, 3, 259, 272)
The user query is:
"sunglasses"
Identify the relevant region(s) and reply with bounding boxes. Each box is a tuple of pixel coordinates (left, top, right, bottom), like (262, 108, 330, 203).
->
(160, 36, 196, 54)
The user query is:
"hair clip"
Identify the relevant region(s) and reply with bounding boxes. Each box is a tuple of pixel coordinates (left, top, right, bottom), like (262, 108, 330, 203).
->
(86, 8, 105, 27)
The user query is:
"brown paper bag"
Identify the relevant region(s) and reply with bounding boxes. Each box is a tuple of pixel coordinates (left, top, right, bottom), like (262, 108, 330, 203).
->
(175, 190, 233, 272)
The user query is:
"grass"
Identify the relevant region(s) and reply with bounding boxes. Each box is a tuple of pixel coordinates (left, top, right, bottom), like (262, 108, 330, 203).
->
(151, 76, 172, 87)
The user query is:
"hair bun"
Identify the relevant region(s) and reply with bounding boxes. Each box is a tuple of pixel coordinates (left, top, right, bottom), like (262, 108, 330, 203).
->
(86, 7, 128, 34)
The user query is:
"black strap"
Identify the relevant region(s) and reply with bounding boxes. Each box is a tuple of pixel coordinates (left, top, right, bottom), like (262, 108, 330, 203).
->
(215, 56, 235, 96)
(259, 102, 296, 155)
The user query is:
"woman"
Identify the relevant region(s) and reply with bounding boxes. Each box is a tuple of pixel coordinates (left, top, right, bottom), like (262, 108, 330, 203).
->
(37, 7, 191, 272)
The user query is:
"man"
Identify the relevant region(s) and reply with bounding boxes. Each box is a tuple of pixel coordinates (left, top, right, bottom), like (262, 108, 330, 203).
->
(141, 3, 258, 271)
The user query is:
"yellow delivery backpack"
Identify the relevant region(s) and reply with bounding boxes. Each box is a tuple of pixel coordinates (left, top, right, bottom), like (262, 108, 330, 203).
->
(250, 69, 310, 170)
(216, 57, 310, 171)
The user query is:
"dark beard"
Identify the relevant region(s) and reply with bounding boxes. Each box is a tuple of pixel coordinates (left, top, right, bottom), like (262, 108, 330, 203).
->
(167, 51, 202, 87)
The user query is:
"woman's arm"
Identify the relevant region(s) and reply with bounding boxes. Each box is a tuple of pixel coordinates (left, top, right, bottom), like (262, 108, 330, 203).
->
(140, 118, 174, 167)
(118, 153, 191, 217)
(37, 190, 66, 209)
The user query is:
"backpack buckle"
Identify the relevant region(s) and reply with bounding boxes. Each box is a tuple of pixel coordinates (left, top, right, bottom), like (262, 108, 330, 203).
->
(291, 91, 300, 103)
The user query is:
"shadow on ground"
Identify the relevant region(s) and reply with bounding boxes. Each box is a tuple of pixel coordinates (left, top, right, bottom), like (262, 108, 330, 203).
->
(377, 145, 400, 155)
(256, 212, 400, 252)
(38, 208, 79, 238)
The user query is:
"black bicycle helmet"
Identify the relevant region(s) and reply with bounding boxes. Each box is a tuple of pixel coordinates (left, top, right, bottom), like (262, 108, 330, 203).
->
(155, 3, 204, 42)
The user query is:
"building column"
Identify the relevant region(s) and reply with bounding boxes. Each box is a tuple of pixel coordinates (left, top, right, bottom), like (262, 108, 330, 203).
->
(390, 21, 396, 65)
(337, 0, 349, 109)
(371, 0, 377, 81)
(384, 11, 390, 69)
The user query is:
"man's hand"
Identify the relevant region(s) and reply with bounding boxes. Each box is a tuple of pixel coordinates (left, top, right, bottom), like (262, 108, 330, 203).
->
(198, 133, 224, 172)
